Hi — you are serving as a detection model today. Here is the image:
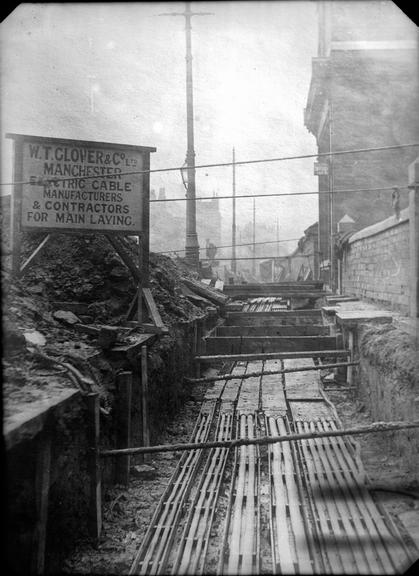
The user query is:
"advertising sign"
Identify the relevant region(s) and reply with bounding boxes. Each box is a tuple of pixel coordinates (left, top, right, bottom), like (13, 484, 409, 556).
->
(11, 135, 155, 233)
(314, 162, 329, 176)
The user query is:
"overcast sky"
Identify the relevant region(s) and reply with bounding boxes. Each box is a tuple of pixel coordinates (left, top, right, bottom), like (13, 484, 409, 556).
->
(1, 1, 320, 247)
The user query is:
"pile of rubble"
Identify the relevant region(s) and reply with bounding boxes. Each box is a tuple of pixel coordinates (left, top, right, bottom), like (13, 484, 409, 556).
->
(1, 218, 227, 425)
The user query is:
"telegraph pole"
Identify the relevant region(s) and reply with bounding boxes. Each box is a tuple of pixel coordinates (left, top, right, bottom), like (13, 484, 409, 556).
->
(231, 147, 237, 274)
(252, 198, 256, 277)
(159, 3, 213, 267)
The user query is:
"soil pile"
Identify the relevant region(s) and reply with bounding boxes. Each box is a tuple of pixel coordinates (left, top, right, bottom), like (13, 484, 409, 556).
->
(1, 201, 210, 424)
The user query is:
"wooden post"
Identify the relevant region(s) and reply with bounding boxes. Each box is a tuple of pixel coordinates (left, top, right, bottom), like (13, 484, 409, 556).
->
(142, 153, 151, 287)
(31, 431, 52, 575)
(141, 346, 150, 458)
(408, 157, 419, 349)
(87, 393, 102, 543)
(115, 372, 133, 486)
(193, 319, 198, 356)
(347, 329, 354, 387)
(10, 136, 24, 276)
(137, 236, 143, 324)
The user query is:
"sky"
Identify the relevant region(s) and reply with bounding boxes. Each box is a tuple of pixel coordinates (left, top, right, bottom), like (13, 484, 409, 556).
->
(1, 1, 320, 250)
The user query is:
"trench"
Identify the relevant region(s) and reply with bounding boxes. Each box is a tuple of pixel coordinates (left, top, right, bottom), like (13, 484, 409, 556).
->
(61, 294, 418, 575)
(6, 288, 419, 575)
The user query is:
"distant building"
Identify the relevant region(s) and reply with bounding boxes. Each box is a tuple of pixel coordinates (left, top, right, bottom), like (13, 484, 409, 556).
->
(150, 190, 222, 259)
(304, 0, 418, 288)
(258, 222, 318, 282)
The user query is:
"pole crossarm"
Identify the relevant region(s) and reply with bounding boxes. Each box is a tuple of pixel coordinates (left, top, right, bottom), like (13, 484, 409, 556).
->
(184, 361, 360, 384)
(100, 420, 419, 457)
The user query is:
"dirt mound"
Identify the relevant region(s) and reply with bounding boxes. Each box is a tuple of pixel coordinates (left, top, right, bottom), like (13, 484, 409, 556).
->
(1, 223, 207, 425)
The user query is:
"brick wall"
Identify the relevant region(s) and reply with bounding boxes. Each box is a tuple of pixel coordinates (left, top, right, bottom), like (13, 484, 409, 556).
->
(341, 208, 410, 312)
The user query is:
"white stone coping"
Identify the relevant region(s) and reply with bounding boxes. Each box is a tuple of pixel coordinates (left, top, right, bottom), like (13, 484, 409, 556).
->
(348, 208, 409, 244)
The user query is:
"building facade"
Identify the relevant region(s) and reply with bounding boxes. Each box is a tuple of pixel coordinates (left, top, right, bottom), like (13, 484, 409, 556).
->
(304, 0, 418, 288)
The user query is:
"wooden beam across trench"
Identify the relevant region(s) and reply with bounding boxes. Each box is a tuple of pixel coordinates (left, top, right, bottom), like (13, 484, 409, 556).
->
(216, 324, 330, 337)
(204, 335, 341, 355)
(225, 309, 323, 326)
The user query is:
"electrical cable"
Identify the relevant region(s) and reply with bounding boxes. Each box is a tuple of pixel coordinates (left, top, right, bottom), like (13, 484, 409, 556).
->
(1, 142, 417, 187)
(155, 237, 301, 254)
(150, 185, 407, 203)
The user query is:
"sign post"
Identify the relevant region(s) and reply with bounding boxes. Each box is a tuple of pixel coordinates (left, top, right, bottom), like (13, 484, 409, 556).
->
(408, 156, 419, 349)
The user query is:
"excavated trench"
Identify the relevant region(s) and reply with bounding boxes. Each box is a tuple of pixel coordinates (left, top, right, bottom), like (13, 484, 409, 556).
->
(3, 229, 223, 575)
(63, 297, 418, 575)
(3, 225, 418, 575)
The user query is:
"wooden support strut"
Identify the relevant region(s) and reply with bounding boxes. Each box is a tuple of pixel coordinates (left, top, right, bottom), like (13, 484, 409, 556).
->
(184, 361, 360, 384)
(115, 372, 132, 486)
(141, 346, 150, 455)
(87, 393, 102, 543)
(196, 350, 351, 363)
(31, 430, 52, 575)
(100, 419, 419, 458)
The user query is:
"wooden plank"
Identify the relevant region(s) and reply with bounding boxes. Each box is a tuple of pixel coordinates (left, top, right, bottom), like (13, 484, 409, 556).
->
(142, 287, 165, 329)
(182, 277, 229, 306)
(4, 389, 80, 450)
(204, 335, 338, 355)
(137, 237, 143, 324)
(226, 310, 322, 327)
(105, 234, 139, 282)
(336, 310, 393, 327)
(109, 333, 155, 363)
(216, 324, 330, 337)
(10, 136, 24, 276)
(20, 234, 51, 276)
(225, 289, 327, 299)
(408, 163, 419, 347)
(31, 431, 52, 575)
(87, 393, 102, 542)
(196, 350, 350, 363)
(227, 310, 322, 318)
(223, 281, 324, 295)
(141, 346, 150, 457)
(142, 153, 151, 287)
(115, 372, 132, 485)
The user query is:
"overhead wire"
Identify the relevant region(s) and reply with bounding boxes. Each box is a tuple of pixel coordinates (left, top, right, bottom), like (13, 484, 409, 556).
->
(0, 142, 417, 187)
(151, 185, 407, 203)
(155, 237, 301, 255)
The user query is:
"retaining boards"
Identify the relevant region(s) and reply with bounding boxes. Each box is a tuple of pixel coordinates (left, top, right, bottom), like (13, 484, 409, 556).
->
(216, 324, 330, 337)
(204, 335, 340, 354)
(223, 282, 324, 298)
(225, 309, 323, 326)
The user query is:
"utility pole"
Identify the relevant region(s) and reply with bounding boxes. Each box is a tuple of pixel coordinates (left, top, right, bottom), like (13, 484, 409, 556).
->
(159, 3, 213, 268)
(231, 147, 237, 274)
(276, 216, 280, 257)
(252, 198, 256, 277)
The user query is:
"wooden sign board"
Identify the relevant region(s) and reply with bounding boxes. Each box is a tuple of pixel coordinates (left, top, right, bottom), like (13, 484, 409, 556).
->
(7, 134, 155, 234)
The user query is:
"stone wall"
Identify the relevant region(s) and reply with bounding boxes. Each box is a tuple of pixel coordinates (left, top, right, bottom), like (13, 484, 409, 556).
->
(341, 208, 410, 312)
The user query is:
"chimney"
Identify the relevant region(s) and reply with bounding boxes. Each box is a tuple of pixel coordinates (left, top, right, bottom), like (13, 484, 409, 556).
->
(337, 214, 355, 234)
